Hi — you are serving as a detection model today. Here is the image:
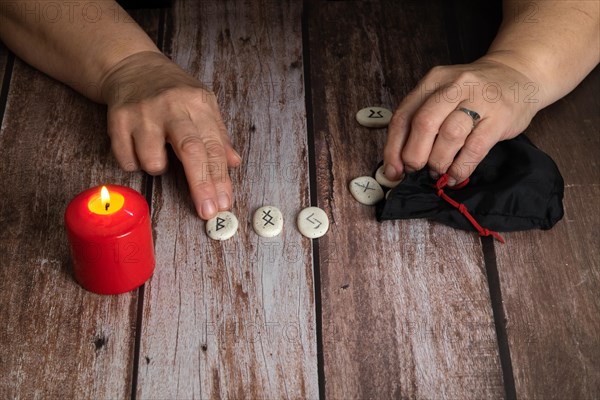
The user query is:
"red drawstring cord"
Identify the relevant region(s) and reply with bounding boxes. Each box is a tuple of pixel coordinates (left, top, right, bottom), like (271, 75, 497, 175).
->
(435, 174, 505, 244)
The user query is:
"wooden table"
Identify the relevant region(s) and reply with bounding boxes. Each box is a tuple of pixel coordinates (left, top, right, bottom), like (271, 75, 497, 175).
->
(1, 1, 598, 399)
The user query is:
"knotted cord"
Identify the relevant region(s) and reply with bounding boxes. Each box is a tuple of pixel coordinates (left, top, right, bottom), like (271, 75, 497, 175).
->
(435, 174, 505, 243)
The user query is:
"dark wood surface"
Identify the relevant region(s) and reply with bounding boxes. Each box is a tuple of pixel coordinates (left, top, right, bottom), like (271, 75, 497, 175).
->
(307, 2, 504, 398)
(0, 10, 158, 399)
(451, 3, 600, 397)
(0, 43, 142, 400)
(0, 1, 598, 399)
(494, 69, 600, 399)
(135, 2, 318, 398)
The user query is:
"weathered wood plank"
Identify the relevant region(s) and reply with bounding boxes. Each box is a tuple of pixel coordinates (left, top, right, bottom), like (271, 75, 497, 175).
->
(494, 67, 600, 399)
(136, 1, 318, 398)
(308, 1, 504, 398)
(452, 1, 600, 395)
(0, 48, 141, 400)
(0, 10, 159, 399)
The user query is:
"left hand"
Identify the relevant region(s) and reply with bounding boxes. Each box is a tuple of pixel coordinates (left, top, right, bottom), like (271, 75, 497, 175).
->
(383, 58, 543, 186)
(101, 51, 242, 220)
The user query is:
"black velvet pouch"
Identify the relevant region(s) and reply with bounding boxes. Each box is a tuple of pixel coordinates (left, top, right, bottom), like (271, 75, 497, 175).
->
(376, 135, 564, 235)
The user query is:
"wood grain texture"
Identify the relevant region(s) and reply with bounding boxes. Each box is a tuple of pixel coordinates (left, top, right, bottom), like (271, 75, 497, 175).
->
(493, 67, 600, 399)
(452, 1, 600, 396)
(136, 1, 318, 398)
(0, 9, 159, 399)
(308, 1, 504, 398)
(0, 53, 141, 400)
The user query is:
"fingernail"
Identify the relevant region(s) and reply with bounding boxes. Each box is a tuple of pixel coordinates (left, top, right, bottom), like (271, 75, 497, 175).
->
(405, 166, 416, 174)
(233, 149, 242, 162)
(429, 170, 440, 179)
(384, 164, 397, 180)
(200, 199, 217, 219)
(447, 177, 457, 187)
(217, 192, 230, 210)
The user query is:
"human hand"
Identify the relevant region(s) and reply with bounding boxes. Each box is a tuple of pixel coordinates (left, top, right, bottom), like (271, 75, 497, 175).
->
(383, 58, 543, 186)
(101, 51, 241, 220)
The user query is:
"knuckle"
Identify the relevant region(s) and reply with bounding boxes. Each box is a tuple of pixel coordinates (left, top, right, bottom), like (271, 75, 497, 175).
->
(428, 159, 451, 173)
(152, 88, 205, 112)
(401, 151, 425, 171)
(108, 105, 129, 119)
(204, 138, 226, 158)
(178, 135, 205, 157)
(440, 121, 468, 141)
(463, 137, 490, 160)
(390, 111, 410, 129)
(107, 120, 129, 139)
(403, 160, 425, 171)
(412, 113, 438, 134)
(448, 160, 475, 179)
(456, 71, 475, 84)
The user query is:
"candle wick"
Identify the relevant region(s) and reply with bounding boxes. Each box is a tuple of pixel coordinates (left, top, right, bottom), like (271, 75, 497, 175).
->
(105, 202, 110, 211)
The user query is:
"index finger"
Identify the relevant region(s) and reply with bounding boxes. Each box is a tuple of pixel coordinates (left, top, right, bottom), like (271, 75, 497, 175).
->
(384, 88, 425, 179)
(400, 83, 467, 172)
(166, 118, 231, 219)
(446, 118, 498, 185)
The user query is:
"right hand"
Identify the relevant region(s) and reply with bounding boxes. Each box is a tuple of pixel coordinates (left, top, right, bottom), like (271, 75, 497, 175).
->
(101, 51, 242, 220)
(383, 58, 541, 186)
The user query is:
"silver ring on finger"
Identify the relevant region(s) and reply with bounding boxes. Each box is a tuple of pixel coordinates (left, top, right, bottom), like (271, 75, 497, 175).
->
(458, 107, 481, 127)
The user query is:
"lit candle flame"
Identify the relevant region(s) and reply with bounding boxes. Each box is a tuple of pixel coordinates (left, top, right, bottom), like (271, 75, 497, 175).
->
(88, 185, 124, 215)
(101, 186, 110, 211)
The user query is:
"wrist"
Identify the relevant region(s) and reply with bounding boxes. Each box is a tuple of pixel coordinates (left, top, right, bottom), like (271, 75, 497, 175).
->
(99, 51, 199, 105)
(480, 50, 551, 111)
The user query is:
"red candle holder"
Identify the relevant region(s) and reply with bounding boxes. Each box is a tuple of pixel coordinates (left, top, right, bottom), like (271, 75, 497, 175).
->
(64, 184, 155, 295)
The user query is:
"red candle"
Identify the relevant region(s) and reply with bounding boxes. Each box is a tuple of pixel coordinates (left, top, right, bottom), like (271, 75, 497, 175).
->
(64, 184, 155, 295)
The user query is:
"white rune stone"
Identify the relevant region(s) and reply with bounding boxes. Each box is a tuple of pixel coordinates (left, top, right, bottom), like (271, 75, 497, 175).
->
(375, 165, 404, 188)
(253, 206, 283, 237)
(355, 106, 393, 128)
(349, 176, 384, 205)
(297, 207, 329, 239)
(206, 211, 238, 240)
